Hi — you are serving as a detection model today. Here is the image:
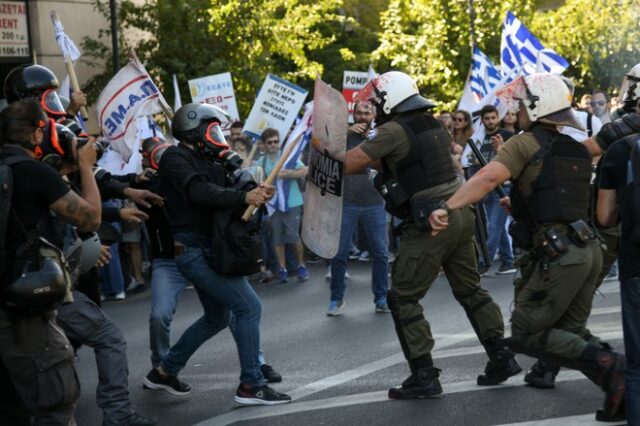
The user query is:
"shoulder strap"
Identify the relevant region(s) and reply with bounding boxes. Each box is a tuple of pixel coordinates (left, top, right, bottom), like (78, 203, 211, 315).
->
(587, 113, 593, 137)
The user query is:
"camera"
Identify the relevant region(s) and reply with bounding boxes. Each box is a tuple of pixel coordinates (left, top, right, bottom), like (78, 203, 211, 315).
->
(77, 137, 108, 161)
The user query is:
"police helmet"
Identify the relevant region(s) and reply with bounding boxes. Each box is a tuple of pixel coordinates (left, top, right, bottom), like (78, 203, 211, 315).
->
(1, 257, 66, 314)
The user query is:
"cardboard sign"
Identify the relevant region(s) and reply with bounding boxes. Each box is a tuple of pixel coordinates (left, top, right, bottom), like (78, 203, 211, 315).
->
(342, 71, 370, 123)
(188, 72, 240, 123)
(243, 74, 307, 140)
(0, 1, 29, 58)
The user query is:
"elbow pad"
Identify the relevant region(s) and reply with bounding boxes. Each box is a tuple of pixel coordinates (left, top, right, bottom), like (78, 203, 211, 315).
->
(596, 113, 640, 151)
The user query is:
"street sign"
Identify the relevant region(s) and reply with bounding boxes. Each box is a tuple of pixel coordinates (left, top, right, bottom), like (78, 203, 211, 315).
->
(0, 1, 29, 59)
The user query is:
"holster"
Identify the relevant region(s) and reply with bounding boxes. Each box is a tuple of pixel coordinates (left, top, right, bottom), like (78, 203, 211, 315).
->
(508, 220, 533, 250)
(374, 174, 411, 219)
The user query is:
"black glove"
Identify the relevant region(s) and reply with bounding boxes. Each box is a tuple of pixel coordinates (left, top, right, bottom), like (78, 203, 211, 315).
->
(596, 112, 640, 151)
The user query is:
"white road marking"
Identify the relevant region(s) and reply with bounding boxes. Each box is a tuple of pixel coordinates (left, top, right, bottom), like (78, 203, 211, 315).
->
(496, 413, 625, 426)
(196, 371, 595, 426)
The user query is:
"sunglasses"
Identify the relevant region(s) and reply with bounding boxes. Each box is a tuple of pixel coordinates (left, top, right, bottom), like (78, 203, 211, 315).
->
(589, 100, 607, 107)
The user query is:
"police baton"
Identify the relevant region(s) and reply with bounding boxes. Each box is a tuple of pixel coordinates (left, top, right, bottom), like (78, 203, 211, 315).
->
(463, 167, 491, 267)
(466, 138, 507, 199)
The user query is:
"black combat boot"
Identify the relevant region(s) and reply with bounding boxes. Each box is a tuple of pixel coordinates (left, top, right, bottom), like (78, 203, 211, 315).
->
(389, 356, 443, 399)
(577, 345, 625, 422)
(524, 359, 560, 388)
(478, 338, 522, 386)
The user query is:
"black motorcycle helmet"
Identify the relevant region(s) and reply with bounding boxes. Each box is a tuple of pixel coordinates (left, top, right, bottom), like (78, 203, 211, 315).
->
(172, 103, 233, 161)
(4, 64, 59, 104)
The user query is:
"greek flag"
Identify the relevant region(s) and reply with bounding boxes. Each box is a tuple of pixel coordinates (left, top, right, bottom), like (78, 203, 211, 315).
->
(470, 47, 502, 100)
(268, 102, 313, 214)
(501, 11, 569, 75)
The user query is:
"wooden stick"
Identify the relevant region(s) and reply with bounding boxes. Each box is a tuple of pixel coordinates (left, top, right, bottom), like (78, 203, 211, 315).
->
(241, 133, 303, 221)
(32, 48, 37, 64)
(129, 48, 174, 122)
(50, 11, 88, 118)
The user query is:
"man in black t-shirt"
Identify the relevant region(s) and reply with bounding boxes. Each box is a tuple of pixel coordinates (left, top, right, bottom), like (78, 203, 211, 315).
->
(597, 134, 640, 424)
(474, 105, 515, 274)
(0, 99, 101, 425)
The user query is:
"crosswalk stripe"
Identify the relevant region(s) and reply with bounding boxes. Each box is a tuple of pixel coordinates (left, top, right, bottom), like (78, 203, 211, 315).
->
(196, 370, 601, 426)
(496, 413, 625, 426)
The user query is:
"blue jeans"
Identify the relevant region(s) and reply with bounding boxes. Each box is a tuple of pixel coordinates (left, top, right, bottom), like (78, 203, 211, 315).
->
(149, 259, 189, 368)
(148, 258, 266, 369)
(100, 242, 125, 296)
(161, 233, 264, 385)
(330, 203, 388, 303)
(482, 186, 513, 265)
(621, 276, 640, 425)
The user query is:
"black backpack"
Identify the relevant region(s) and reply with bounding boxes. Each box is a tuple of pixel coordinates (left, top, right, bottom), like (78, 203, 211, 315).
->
(206, 172, 265, 276)
(0, 153, 30, 277)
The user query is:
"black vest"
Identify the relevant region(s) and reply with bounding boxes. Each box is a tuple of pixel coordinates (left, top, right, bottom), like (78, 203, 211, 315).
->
(383, 112, 457, 195)
(511, 127, 592, 231)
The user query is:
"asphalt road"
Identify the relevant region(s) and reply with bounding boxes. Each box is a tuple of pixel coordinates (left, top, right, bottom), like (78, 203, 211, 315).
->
(73, 261, 627, 426)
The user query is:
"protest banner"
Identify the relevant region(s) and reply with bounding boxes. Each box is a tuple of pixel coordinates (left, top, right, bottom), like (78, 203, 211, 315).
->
(95, 53, 171, 161)
(342, 70, 369, 123)
(243, 74, 307, 141)
(0, 1, 30, 58)
(188, 72, 239, 129)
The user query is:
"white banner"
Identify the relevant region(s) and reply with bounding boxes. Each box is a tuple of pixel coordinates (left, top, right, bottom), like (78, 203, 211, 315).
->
(188, 72, 239, 123)
(0, 1, 29, 57)
(95, 57, 170, 161)
(243, 74, 307, 140)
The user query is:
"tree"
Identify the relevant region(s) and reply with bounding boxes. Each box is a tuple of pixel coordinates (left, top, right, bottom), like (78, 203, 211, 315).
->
(530, 0, 640, 97)
(372, 0, 535, 111)
(83, 0, 345, 117)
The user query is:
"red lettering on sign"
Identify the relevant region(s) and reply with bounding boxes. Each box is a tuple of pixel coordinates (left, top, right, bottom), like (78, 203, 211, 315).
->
(0, 18, 18, 29)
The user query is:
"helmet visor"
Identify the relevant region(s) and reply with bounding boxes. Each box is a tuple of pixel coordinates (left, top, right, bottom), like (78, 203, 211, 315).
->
(204, 122, 230, 157)
(41, 89, 67, 117)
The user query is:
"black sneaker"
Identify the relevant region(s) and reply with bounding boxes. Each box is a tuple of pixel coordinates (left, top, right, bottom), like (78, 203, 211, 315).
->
(388, 367, 443, 399)
(105, 412, 158, 425)
(524, 359, 559, 389)
(234, 384, 292, 405)
(261, 364, 282, 383)
(496, 263, 516, 275)
(143, 369, 191, 396)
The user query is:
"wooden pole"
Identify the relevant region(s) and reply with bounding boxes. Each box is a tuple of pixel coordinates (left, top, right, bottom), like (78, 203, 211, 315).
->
(128, 48, 174, 121)
(242, 142, 259, 168)
(241, 133, 303, 221)
(50, 11, 88, 119)
(32, 48, 37, 64)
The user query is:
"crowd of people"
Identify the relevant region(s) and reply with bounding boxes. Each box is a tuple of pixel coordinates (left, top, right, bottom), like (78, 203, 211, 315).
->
(0, 58, 639, 426)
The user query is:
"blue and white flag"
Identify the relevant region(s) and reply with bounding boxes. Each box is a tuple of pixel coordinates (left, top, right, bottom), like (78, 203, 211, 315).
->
(470, 47, 502, 101)
(501, 11, 569, 76)
(268, 102, 313, 214)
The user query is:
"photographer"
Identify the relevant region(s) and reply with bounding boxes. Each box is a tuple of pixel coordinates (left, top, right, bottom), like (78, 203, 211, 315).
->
(0, 99, 101, 425)
(142, 104, 291, 405)
(36, 120, 156, 425)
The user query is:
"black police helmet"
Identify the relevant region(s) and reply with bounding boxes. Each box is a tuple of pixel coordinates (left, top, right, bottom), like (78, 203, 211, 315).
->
(171, 103, 229, 143)
(4, 64, 59, 103)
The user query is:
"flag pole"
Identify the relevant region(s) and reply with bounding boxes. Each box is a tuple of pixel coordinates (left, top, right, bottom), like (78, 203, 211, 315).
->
(241, 133, 304, 222)
(50, 11, 88, 119)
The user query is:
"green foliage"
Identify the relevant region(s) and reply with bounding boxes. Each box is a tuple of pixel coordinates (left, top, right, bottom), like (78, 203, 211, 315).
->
(530, 0, 640, 97)
(373, 0, 535, 111)
(80, 0, 640, 117)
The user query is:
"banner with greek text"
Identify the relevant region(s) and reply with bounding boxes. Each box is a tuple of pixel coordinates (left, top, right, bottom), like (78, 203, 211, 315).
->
(243, 74, 307, 141)
(95, 57, 170, 161)
(188, 72, 239, 128)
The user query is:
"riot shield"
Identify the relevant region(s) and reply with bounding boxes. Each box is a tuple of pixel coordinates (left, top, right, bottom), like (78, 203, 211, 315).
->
(301, 78, 348, 258)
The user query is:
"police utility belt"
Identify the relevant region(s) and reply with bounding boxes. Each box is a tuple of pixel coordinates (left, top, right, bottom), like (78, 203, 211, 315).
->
(375, 177, 445, 232)
(535, 220, 596, 260)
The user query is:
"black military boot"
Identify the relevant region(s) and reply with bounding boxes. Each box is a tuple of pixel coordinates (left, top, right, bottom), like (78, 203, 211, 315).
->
(389, 356, 443, 399)
(524, 359, 560, 389)
(388, 366, 443, 399)
(478, 338, 522, 386)
(577, 345, 625, 422)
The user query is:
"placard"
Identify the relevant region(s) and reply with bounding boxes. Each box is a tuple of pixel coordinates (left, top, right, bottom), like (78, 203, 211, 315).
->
(0, 1, 29, 58)
(243, 74, 307, 140)
(188, 72, 240, 123)
(342, 71, 370, 123)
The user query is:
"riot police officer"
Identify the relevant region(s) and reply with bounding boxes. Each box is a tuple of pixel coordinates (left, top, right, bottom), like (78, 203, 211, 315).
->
(343, 71, 521, 399)
(429, 73, 625, 421)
